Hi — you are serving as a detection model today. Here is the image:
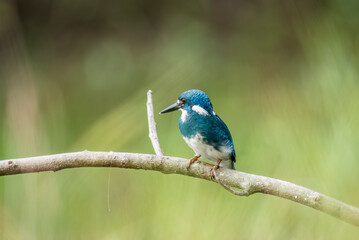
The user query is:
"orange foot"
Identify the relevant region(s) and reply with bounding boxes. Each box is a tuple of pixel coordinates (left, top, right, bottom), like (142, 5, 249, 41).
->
(211, 159, 222, 179)
(187, 155, 201, 169)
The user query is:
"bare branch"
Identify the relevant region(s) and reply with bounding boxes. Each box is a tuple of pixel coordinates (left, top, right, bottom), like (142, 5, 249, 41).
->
(0, 151, 358, 227)
(147, 90, 164, 156)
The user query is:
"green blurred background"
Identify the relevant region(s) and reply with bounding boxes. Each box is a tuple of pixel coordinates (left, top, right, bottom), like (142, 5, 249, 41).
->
(1, 0, 359, 239)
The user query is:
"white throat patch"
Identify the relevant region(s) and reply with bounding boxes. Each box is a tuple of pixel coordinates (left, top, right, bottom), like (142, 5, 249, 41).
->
(192, 105, 209, 115)
(180, 109, 188, 122)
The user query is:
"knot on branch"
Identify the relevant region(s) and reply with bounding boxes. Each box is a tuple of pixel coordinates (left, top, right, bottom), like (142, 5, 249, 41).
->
(7, 160, 18, 169)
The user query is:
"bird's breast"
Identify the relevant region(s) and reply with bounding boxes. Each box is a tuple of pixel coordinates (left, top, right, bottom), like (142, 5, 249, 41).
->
(182, 133, 232, 162)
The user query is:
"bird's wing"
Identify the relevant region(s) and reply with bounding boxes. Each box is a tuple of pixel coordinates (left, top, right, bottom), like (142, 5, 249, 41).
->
(201, 114, 236, 162)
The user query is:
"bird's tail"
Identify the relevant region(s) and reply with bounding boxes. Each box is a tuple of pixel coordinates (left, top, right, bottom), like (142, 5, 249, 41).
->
(231, 161, 236, 170)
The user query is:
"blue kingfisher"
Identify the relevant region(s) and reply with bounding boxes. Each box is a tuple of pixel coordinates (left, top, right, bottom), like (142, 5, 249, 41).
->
(160, 89, 236, 177)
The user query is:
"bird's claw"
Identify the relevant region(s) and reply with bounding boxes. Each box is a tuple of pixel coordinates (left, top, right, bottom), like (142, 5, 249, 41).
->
(210, 165, 219, 180)
(210, 159, 222, 180)
(187, 155, 201, 169)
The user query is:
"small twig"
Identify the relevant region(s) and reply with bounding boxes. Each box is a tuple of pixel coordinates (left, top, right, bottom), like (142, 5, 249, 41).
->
(147, 90, 164, 156)
(107, 168, 111, 212)
(213, 169, 249, 196)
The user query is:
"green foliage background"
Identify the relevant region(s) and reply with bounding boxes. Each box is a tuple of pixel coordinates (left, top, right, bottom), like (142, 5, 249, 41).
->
(1, 1, 359, 239)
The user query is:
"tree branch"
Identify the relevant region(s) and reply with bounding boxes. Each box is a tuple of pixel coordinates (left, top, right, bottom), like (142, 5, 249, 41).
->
(0, 90, 358, 228)
(1, 151, 358, 226)
(147, 90, 164, 156)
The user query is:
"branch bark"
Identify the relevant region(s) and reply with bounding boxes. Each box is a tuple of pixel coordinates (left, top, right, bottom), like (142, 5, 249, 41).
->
(0, 90, 358, 228)
(1, 151, 358, 226)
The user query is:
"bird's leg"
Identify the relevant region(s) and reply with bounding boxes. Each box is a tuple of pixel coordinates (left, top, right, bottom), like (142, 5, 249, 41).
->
(187, 155, 201, 169)
(211, 159, 222, 179)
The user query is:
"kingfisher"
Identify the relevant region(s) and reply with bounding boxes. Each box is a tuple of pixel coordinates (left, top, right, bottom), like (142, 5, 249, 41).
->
(160, 89, 236, 177)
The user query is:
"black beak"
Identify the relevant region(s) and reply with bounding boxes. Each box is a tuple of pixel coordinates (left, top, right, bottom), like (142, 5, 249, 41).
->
(160, 102, 180, 114)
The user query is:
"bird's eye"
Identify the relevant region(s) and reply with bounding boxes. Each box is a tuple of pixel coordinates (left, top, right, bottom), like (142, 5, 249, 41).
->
(177, 98, 186, 105)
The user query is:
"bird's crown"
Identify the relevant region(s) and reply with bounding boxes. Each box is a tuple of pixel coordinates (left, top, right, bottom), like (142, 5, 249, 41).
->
(178, 89, 213, 113)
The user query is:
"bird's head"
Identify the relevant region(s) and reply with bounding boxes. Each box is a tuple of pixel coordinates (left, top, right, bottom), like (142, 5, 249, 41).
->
(160, 89, 213, 115)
